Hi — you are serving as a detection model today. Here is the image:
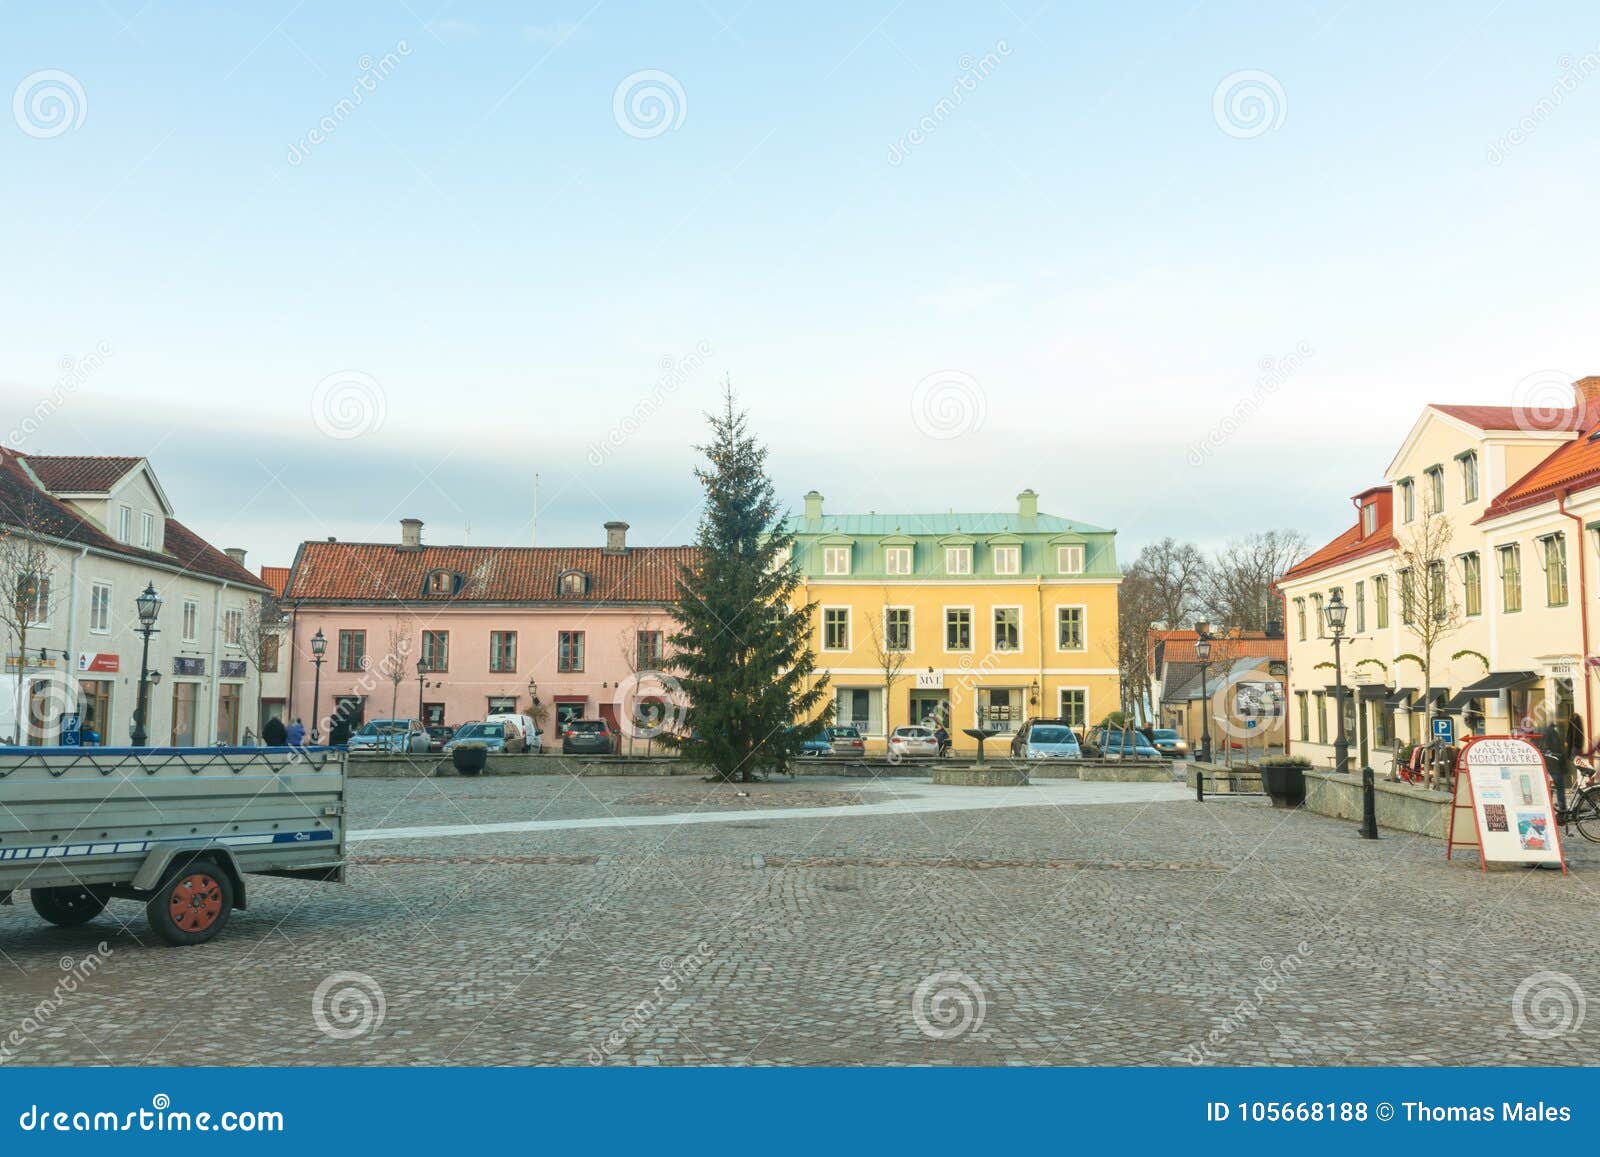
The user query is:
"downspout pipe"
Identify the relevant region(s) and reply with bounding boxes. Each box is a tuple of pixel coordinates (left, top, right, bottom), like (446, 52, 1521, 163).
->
(1558, 490, 1594, 748)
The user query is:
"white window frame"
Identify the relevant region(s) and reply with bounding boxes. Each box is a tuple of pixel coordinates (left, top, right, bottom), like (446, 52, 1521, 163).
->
(883, 606, 913, 653)
(1057, 687, 1088, 728)
(991, 545, 1020, 576)
(992, 605, 1022, 653)
(89, 581, 112, 634)
(943, 605, 974, 653)
(182, 599, 199, 643)
(22, 574, 52, 627)
(834, 686, 883, 736)
(884, 546, 912, 575)
(944, 546, 972, 575)
(140, 511, 156, 549)
(223, 608, 244, 648)
(822, 546, 851, 576)
(821, 605, 851, 652)
(1057, 545, 1085, 575)
(1055, 604, 1086, 652)
(117, 505, 132, 543)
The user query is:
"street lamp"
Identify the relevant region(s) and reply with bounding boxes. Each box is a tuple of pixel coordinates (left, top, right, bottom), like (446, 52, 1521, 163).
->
(1325, 590, 1350, 775)
(1195, 629, 1213, 764)
(416, 659, 430, 723)
(309, 628, 327, 743)
(131, 583, 162, 747)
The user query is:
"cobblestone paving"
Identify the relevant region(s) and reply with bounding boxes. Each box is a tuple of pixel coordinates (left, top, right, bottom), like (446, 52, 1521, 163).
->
(2, 774, 1599, 1067)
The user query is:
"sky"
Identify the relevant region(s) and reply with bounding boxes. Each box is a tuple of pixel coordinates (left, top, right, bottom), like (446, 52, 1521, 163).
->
(4, 2, 1600, 570)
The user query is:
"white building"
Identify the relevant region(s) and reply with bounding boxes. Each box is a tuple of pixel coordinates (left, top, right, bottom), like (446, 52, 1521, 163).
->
(0, 450, 271, 746)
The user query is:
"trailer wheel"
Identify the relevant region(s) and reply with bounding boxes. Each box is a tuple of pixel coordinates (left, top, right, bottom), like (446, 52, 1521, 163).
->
(30, 886, 109, 927)
(146, 859, 233, 946)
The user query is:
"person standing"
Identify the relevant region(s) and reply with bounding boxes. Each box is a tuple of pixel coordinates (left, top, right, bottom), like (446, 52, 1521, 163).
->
(262, 715, 288, 746)
(286, 717, 306, 746)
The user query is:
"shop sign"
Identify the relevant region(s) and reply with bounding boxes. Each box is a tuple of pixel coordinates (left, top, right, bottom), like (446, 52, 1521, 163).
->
(173, 657, 206, 677)
(78, 652, 120, 673)
(914, 671, 945, 690)
(1447, 736, 1566, 872)
(220, 659, 248, 679)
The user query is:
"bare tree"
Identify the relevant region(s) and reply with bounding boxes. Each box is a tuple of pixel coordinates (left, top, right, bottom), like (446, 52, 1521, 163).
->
(239, 591, 285, 731)
(1116, 566, 1164, 727)
(1201, 530, 1308, 632)
(616, 612, 667, 755)
(0, 489, 59, 742)
(1132, 538, 1209, 628)
(383, 622, 413, 719)
(1395, 500, 1462, 762)
(866, 600, 910, 743)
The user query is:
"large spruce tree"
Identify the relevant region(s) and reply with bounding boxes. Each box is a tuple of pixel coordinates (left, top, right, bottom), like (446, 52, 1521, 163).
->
(667, 388, 830, 782)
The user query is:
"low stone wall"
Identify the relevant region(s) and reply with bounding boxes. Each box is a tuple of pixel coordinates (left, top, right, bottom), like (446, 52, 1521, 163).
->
(1303, 770, 1452, 839)
(933, 766, 1029, 787)
(347, 753, 692, 778)
(1079, 762, 1181, 783)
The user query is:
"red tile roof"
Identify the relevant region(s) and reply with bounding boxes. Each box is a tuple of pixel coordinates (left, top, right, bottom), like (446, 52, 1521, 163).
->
(1280, 487, 1395, 583)
(1478, 420, 1600, 522)
(0, 450, 267, 590)
(1154, 632, 1285, 665)
(259, 566, 291, 597)
(1430, 404, 1587, 432)
(22, 455, 143, 493)
(283, 541, 699, 604)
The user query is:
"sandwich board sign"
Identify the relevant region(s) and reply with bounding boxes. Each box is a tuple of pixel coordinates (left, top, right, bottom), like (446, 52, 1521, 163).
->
(1446, 735, 1565, 872)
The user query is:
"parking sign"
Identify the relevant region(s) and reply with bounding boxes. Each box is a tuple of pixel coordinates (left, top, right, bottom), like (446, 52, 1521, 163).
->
(1432, 716, 1455, 745)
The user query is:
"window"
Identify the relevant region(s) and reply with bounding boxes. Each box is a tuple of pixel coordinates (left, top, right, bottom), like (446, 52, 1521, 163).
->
(223, 608, 244, 647)
(426, 570, 457, 595)
(489, 631, 517, 672)
(338, 629, 366, 672)
(1461, 552, 1482, 616)
(993, 607, 1020, 652)
(140, 511, 155, 549)
(1296, 692, 1309, 742)
(823, 546, 851, 576)
(182, 599, 198, 642)
(1057, 545, 1085, 574)
(421, 630, 450, 671)
(1543, 534, 1569, 606)
(835, 688, 879, 733)
(1459, 451, 1479, 503)
(1428, 561, 1447, 622)
(1315, 692, 1327, 744)
(992, 545, 1020, 575)
(1397, 479, 1415, 523)
(885, 608, 912, 652)
(884, 546, 912, 575)
(945, 607, 972, 651)
(558, 630, 585, 672)
(1373, 575, 1389, 629)
(944, 546, 972, 575)
(89, 582, 111, 633)
(636, 630, 665, 670)
(1311, 593, 1325, 637)
(1399, 568, 1415, 624)
(1354, 580, 1365, 633)
(1294, 598, 1306, 640)
(1424, 465, 1444, 513)
(558, 571, 588, 596)
(118, 505, 132, 542)
(261, 634, 280, 674)
(21, 574, 50, 626)
(1057, 606, 1084, 650)
(1058, 689, 1086, 728)
(1360, 503, 1377, 537)
(1498, 544, 1522, 613)
(822, 607, 850, 651)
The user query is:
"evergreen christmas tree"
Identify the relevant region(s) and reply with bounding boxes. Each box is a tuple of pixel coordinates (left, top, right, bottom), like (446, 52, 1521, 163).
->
(667, 388, 830, 782)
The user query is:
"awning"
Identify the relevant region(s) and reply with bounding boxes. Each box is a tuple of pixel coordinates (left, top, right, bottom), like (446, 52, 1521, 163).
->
(1383, 687, 1417, 709)
(1356, 685, 1392, 701)
(1458, 670, 1539, 696)
(1409, 688, 1451, 713)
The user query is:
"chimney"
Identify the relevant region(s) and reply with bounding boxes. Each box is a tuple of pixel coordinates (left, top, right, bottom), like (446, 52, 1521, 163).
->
(603, 520, 629, 554)
(803, 491, 824, 522)
(225, 547, 247, 565)
(1575, 376, 1600, 421)
(399, 518, 423, 550)
(1017, 489, 1038, 520)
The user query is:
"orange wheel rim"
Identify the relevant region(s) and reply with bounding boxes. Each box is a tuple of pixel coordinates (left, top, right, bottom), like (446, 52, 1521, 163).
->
(169, 872, 224, 932)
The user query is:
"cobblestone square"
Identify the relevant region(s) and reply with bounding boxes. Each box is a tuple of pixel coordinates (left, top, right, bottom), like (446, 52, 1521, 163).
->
(2, 774, 1597, 1066)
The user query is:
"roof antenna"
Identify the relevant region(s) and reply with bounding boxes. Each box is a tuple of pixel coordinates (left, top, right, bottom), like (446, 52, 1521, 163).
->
(463, 520, 471, 544)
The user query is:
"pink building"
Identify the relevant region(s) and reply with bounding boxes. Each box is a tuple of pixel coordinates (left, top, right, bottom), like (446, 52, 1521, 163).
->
(280, 518, 694, 740)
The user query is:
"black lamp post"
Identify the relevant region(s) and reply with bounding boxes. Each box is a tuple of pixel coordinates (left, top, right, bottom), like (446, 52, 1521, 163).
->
(309, 628, 327, 743)
(1325, 590, 1350, 774)
(1195, 629, 1213, 763)
(131, 582, 162, 747)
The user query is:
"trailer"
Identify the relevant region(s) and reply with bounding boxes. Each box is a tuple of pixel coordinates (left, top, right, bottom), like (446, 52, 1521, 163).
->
(0, 745, 346, 946)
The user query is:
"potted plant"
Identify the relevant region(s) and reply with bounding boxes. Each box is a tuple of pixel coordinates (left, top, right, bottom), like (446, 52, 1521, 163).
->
(451, 741, 488, 776)
(1259, 755, 1311, 809)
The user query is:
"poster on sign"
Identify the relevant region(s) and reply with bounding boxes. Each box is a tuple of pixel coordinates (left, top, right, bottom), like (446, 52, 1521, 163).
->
(1447, 735, 1566, 872)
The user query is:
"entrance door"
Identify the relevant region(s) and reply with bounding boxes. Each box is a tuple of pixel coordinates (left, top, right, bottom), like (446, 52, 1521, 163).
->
(217, 684, 242, 744)
(910, 692, 950, 728)
(171, 682, 198, 745)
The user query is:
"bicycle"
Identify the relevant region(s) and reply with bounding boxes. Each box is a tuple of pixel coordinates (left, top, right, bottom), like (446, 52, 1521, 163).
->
(1553, 761, 1600, 841)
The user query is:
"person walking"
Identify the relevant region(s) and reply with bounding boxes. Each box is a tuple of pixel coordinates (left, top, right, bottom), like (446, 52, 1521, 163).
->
(286, 717, 306, 746)
(262, 714, 288, 746)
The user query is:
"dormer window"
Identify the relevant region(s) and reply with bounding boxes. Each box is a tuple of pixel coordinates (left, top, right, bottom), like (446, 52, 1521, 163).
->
(141, 511, 156, 549)
(992, 545, 1020, 575)
(823, 546, 851, 576)
(944, 546, 972, 575)
(1057, 545, 1084, 575)
(884, 546, 912, 575)
(558, 570, 589, 597)
(424, 569, 462, 597)
(1360, 503, 1377, 537)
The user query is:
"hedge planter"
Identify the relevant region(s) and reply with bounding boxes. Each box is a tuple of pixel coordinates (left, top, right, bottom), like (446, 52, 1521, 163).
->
(1259, 759, 1309, 809)
(451, 744, 488, 776)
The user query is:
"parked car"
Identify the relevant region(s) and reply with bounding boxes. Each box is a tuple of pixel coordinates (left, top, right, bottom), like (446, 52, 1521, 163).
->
(443, 720, 525, 754)
(487, 713, 543, 754)
(828, 725, 866, 756)
(888, 725, 941, 759)
(346, 718, 429, 754)
(795, 727, 833, 757)
(1089, 727, 1160, 759)
(426, 725, 455, 753)
(1143, 728, 1190, 758)
(562, 719, 617, 755)
(1010, 720, 1083, 759)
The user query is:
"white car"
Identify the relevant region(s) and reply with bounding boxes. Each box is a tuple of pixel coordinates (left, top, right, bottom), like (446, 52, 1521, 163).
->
(486, 713, 543, 754)
(888, 725, 940, 759)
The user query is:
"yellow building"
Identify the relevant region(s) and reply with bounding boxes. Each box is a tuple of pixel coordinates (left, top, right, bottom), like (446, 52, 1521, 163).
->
(785, 490, 1121, 753)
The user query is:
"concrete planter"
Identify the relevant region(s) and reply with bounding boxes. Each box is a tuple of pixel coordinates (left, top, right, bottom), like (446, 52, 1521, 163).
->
(1259, 762, 1308, 809)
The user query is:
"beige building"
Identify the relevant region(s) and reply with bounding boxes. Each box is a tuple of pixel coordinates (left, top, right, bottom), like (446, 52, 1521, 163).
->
(1279, 377, 1600, 775)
